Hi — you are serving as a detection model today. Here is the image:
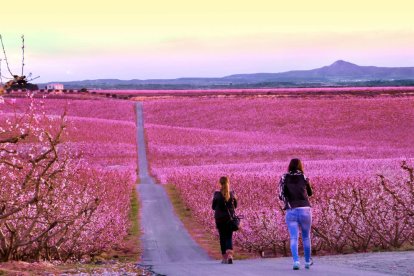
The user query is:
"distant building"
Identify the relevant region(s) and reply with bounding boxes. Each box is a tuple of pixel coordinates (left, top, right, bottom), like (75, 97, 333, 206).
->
(46, 83, 64, 90)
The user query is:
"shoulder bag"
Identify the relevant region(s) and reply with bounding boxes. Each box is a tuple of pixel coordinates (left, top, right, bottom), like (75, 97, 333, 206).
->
(224, 197, 241, 231)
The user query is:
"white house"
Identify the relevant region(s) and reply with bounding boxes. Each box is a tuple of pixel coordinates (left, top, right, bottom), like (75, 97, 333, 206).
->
(46, 83, 64, 90)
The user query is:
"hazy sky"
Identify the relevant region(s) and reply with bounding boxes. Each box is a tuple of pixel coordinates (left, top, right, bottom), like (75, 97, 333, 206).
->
(0, 0, 413, 82)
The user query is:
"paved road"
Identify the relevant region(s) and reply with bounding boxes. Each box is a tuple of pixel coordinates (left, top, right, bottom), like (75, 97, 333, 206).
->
(148, 258, 390, 276)
(134, 102, 413, 276)
(135, 102, 211, 267)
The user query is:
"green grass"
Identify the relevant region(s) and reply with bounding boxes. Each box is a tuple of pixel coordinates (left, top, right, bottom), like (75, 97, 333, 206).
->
(129, 186, 140, 240)
(113, 184, 142, 262)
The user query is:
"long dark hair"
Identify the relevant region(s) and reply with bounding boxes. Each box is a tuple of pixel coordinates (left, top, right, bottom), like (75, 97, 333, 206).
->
(288, 158, 304, 173)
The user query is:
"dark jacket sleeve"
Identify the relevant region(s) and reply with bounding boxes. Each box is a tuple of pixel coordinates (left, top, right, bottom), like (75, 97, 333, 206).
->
(305, 178, 313, 196)
(212, 192, 217, 210)
(278, 177, 284, 200)
(279, 175, 289, 201)
(283, 181, 289, 198)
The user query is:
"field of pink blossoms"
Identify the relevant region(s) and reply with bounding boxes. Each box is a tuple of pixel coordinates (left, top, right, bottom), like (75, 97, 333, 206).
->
(143, 96, 414, 255)
(91, 86, 414, 95)
(0, 97, 137, 261)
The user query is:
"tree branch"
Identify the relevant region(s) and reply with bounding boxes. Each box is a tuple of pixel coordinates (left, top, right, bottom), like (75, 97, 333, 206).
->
(0, 133, 29, 144)
(0, 34, 14, 77)
(21, 35, 25, 76)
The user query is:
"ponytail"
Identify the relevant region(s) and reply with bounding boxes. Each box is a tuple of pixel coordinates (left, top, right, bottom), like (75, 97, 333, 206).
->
(219, 176, 230, 202)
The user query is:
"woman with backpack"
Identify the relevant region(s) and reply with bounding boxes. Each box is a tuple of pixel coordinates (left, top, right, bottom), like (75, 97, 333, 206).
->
(279, 158, 313, 270)
(212, 176, 238, 264)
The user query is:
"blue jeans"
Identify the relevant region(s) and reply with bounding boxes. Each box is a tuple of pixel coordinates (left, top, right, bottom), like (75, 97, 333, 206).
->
(285, 207, 312, 263)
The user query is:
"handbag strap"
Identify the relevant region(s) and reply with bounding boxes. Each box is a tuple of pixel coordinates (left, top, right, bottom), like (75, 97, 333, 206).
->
(223, 193, 236, 219)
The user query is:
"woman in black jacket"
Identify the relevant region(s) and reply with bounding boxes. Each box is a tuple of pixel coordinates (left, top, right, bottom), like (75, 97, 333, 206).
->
(212, 176, 238, 264)
(279, 158, 313, 270)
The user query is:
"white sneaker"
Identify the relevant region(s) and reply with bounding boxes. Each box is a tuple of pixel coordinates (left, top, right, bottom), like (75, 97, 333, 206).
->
(293, 261, 300, 270)
(305, 258, 314, 269)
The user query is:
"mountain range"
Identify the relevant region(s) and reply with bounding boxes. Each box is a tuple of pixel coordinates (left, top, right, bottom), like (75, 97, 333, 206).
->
(38, 60, 414, 89)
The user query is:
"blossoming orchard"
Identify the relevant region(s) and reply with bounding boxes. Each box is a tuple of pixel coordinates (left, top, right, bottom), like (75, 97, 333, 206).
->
(1, 89, 413, 263)
(0, 94, 137, 261)
(143, 96, 414, 255)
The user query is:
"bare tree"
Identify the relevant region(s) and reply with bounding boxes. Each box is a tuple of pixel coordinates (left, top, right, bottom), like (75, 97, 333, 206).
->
(0, 34, 39, 91)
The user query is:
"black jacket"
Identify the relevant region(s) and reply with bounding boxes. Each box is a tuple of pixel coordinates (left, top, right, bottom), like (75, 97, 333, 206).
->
(279, 170, 313, 209)
(212, 191, 237, 223)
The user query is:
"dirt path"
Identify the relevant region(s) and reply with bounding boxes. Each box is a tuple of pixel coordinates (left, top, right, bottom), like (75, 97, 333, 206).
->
(135, 102, 414, 276)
